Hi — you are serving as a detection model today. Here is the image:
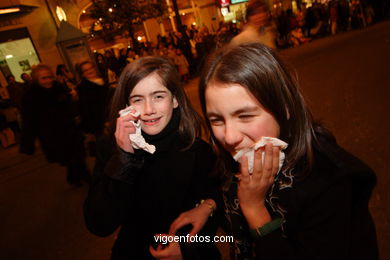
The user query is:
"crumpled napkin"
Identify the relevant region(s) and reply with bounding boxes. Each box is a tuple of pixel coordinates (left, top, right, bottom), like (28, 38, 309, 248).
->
(119, 106, 156, 154)
(233, 137, 288, 174)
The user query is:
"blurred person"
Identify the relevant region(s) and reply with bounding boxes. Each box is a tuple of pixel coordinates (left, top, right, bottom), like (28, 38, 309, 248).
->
(126, 49, 139, 64)
(6, 75, 25, 110)
(166, 44, 177, 61)
(5, 75, 27, 135)
(84, 56, 220, 259)
(230, 0, 277, 49)
(174, 49, 190, 82)
(104, 49, 121, 77)
(170, 43, 379, 259)
(96, 54, 117, 87)
(75, 60, 111, 153)
(19, 64, 90, 186)
(56, 64, 77, 97)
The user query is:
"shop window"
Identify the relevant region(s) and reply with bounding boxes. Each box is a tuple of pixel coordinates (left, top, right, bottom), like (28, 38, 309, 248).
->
(0, 28, 40, 81)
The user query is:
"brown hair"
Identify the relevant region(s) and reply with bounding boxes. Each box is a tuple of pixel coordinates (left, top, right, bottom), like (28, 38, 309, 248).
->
(199, 43, 330, 179)
(110, 56, 202, 149)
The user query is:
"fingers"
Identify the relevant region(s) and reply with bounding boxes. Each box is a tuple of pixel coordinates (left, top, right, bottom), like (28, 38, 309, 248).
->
(169, 214, 189, 235)
(252, 143, 281, 180)
(271, 146, 280, 179)
(115, 115, 137, 152)
(240, 155, 249, 177)
(262, 143, 274, 179)
(119, 112, 138, 122)
(252, 148, 263, 179)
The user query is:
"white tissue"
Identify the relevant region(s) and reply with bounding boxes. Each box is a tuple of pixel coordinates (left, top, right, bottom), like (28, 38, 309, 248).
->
(119, 106, 156, 154)
(233, 137, 288, 174)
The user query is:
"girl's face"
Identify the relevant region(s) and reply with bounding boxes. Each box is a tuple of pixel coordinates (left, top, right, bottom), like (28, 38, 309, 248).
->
(129, 73, 178, 135)
(205, 83, 280, 156)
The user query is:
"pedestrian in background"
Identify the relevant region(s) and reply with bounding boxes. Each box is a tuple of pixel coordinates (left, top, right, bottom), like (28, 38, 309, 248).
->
(20, 64, 90, 186)
(230, 0, 277, 49)
(56, 64, 77, 97)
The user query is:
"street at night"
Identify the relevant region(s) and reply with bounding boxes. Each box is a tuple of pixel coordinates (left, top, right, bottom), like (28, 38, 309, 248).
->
(1, 20, 389, 259)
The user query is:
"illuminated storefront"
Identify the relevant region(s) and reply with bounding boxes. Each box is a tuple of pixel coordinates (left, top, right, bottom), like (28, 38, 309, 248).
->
(0, 28, 40, 82)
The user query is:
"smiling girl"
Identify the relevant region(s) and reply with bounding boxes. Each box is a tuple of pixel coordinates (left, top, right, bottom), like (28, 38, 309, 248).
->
(83, 57, 220, 259)
(171, 43, 378, 259)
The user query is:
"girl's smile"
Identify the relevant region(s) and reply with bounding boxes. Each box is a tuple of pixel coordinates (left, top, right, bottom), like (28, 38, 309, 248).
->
(205, 83, 280, 155)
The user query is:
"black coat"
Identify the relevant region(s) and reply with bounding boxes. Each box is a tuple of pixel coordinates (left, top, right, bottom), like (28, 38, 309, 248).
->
(224, 134, 378, 260)
(19, 82, 85, 165)
(76, 79, 111, 135)
(84, 113, 220, 259)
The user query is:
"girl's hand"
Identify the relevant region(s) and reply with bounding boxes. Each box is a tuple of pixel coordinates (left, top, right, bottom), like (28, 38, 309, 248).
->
(237, 143, 280, 228)
(114, 113, 138, 153)
(169, 199, 216, 236)
(149, 235, 183, 260)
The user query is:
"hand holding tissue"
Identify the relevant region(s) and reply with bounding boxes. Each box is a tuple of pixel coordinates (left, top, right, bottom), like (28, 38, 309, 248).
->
(233, 137, 288, 174)
(119, 106, 156, 154)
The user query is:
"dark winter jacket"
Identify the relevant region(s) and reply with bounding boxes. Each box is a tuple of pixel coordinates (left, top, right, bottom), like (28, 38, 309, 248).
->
(76, 78, 111, 135)
(20, 82, 84, 165)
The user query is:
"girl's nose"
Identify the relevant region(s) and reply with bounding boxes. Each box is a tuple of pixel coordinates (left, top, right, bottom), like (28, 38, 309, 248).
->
(224, 122, 243, 148)
(143, 99, 156, 115)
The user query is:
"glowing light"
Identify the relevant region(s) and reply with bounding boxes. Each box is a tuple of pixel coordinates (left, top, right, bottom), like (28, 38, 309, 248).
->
(5, 55, 13, 59)
(99, 17, 103, 21)
(82, 10, 86, 14)
(192, 22, 196, 26)
(182, 13, 185, 16)
(108, 8, 113, 12)
(0, 8, 20, 15)
(137, 36, 142, 41)
(56, 6, 67, 21)
(232, 19, 237, 23)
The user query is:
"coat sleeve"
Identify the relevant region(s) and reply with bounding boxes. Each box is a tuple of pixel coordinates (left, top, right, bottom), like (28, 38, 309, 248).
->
(83, 138, 144, 237)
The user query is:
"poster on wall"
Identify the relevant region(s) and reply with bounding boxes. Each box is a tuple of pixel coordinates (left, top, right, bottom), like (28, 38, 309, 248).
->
(19, 60, 31, 71)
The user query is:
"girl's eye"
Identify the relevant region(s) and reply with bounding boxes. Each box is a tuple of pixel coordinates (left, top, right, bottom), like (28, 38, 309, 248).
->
(130, 98, 142, 104)
(239, 114, 254, 120)
(154, 95, 165, 100)
(209, 117, 224, 126)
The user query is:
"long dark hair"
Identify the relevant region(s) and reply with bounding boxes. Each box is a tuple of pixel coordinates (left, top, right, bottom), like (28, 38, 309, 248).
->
(199, 43, 331, 179)
(110, 56, 202, 149)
